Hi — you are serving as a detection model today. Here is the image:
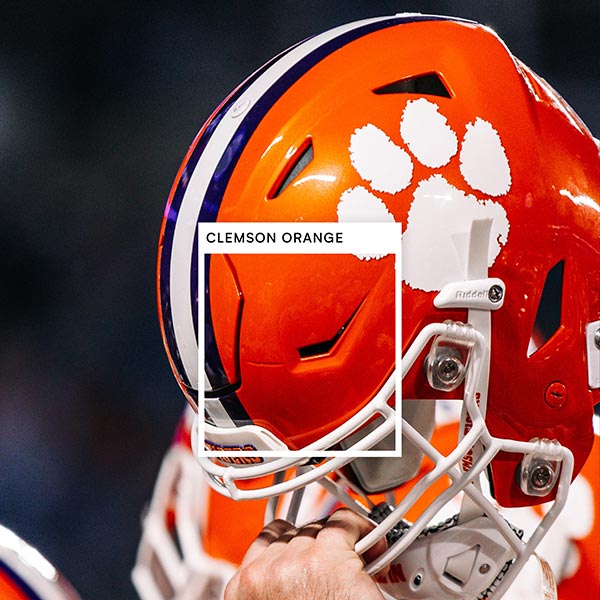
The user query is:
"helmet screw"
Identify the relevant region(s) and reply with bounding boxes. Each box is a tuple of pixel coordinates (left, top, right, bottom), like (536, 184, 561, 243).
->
(425, 342, 468, 392)
(530, 463, 554, 491)
(438, 357, 461, 383)
(231, 97, 251, 118)
(479, 563, 491, 574)
(412, 574, 423, 587)
(488, 284, 503, 303)
(544, 381, 567, 408)
(595, 328, 600, 350)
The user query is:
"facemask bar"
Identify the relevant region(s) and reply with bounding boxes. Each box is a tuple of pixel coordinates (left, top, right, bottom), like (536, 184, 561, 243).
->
(192, 215, 575, 598)
(315, 319, 573, 597)
(198, 320, 487, 505)
(196, 372, 397, 500)
(224, 319, 488, 533)
(132, 445, 236, 600)
(359, 429, 573, 598)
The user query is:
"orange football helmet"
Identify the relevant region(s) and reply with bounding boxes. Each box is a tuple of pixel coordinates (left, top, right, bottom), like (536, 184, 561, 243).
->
(156, 14, 599, 600)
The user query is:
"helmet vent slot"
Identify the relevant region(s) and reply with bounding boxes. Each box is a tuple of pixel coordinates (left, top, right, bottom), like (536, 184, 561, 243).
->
(527, 260, 564, 356)
(373, 72, 451, 98)
(269, 139, 313, 199)
(298, 303, 361, 359)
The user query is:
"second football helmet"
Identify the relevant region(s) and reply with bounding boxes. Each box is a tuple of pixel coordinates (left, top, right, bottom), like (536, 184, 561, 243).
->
(0, 524, 80, 600)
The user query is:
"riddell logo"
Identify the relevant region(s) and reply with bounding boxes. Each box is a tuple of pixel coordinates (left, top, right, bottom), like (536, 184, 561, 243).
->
(204, 440, 263, 464)
(456, 290, 488, 300)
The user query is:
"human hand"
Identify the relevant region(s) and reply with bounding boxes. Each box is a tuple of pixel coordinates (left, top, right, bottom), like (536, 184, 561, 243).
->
(224, 508, 387, 600)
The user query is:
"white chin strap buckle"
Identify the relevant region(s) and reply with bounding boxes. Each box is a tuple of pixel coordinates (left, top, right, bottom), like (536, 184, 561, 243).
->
(375, 515, 519, 600)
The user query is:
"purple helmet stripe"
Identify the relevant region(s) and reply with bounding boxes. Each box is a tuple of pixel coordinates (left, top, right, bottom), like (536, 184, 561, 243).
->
(0, 560, 44, 600)
(160, 42, 301, 393)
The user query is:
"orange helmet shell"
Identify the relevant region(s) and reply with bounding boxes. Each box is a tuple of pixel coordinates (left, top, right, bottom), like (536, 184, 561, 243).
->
(158, 16, 599, 507)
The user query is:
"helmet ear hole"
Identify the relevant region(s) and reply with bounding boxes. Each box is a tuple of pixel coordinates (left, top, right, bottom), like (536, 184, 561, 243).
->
(527, 260, 564, 356)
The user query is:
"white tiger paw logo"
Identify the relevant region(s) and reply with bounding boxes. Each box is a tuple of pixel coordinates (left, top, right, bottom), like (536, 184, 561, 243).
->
(337, 98, 511, 292)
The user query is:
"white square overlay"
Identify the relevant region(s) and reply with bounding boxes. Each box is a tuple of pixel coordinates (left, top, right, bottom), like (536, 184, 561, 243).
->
(197, 222, 402, 458)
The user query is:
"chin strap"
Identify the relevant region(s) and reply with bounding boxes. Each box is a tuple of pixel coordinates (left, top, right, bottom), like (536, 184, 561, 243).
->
(461, 218, 493, 524)
(372, 504, 558, 600)
(372, 507, 523, 600)
(434, 218, 504, 525)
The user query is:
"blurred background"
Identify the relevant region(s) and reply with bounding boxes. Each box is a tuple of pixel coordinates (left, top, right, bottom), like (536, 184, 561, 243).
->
(0, 1, 597, 598)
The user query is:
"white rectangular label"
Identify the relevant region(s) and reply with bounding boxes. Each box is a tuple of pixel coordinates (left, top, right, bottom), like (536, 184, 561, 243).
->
(198, 221, 403, 458)
(197, 222, 402, 255)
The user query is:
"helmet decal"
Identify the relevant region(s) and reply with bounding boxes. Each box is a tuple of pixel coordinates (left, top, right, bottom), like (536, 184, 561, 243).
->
(339, 98, 511, 291)
(459, 117, 512, 196)
(403, 175, 510, 292)
(401, 98, 458, 168)
(337, 186, 395, 223)
(349, 124, 414, 193)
